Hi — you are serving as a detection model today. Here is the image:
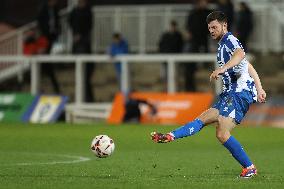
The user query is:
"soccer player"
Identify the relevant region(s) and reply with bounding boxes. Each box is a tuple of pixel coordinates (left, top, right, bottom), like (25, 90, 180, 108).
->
(151, 11, 266, 178)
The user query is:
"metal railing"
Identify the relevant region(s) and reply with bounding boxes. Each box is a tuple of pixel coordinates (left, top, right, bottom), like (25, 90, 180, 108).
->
(0, 9, 71, 83)
(0, 22, 37, 82)
(92, 3, 284, 54)
(0, 22, 37, 55)
(0, 54, 222, 104)
(1, 3, 283, 57)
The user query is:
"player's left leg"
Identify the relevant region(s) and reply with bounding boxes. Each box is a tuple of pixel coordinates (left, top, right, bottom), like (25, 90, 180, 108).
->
(171, 108, 219, 139)
(151, 108, 219, 143)
(217, 116, 257, 178)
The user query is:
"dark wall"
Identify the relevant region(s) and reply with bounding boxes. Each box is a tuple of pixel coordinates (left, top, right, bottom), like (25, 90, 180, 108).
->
(0, 0, 7, 21)
(1, 0, 67, 27)
(1, 0, 216, 26)
(2, 0, 40, 26)
(93, 0, 191, 5)
(93, 0, 216, 5)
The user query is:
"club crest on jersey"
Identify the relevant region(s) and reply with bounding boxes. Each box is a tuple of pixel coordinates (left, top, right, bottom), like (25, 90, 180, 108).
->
(226, 97, 233, 106)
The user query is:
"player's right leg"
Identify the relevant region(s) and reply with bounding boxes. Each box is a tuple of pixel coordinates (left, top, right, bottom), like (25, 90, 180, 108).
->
(151, 108, 219, 143)
(217, 116, 257, 178)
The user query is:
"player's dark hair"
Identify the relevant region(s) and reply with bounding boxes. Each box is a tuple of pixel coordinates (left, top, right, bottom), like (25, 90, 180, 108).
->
(206, 11, 227, 24)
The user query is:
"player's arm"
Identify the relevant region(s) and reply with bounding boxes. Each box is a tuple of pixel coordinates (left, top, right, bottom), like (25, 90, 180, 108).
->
(210, 48, 244, 81)
(248, 63, 266, 103)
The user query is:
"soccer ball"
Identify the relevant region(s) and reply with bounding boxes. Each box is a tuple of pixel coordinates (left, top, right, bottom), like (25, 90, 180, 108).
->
(91, 135, 115, 158)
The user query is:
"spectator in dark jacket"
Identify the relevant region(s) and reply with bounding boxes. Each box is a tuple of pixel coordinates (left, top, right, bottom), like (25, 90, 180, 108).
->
(37, 0, 60, 53)
(69, 0, 95, 102)
(37, 0, 61, 94)
(236, 2, 253, 52)
(68, 0, 92, 54)
(217, 0, 234, 31)
(184, 0, 211, 91)
(158, 21, 184, 84)
(186, 0, 211, 53)
(159, 21, 183, 53)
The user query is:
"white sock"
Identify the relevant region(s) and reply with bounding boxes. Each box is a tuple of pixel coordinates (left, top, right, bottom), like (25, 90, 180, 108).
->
(246, 164, 255, 169)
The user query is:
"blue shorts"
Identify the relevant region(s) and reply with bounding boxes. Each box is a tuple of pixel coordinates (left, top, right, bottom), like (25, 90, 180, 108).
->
(212, 90, 255, 124)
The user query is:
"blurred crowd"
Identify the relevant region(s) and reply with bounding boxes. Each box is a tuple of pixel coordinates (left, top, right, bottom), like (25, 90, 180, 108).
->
(22, 0, 254, 100)
(158, 0, 253, 91)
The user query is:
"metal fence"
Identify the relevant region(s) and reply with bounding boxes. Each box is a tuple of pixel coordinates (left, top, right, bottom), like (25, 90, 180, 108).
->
(0, 3, 282, 85)
(0, 54, 220, 104)
(92, 3, 284, 54)
(0, 3, 283, 57)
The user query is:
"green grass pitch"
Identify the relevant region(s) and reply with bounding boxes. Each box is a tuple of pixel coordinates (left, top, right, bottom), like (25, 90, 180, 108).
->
(0, 123, 284, 189)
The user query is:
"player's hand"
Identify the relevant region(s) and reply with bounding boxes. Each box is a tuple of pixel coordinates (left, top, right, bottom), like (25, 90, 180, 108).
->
(210, 67, 226, 82)
(257, 88, 266, 103)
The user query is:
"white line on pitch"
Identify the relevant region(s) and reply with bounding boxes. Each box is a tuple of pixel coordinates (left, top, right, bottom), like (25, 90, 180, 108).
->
(1, 153, 91, 166)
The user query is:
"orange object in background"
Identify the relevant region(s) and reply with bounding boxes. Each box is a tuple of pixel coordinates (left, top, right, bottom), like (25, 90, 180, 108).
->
(23, 34, 49, 55)
(108, 92, 214, 125)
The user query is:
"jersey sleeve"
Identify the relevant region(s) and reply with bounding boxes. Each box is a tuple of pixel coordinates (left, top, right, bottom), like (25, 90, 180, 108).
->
(226, 35, 244, 52)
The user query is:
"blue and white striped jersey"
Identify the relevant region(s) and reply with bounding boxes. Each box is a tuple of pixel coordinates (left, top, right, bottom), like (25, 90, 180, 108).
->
(217, 32, 257, 101)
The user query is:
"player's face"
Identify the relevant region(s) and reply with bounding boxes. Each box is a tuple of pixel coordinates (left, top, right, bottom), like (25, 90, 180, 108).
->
(208, 20, 227, 40)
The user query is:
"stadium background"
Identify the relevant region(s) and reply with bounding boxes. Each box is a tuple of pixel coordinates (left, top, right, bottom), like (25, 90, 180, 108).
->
(0, 0, 284, 188)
